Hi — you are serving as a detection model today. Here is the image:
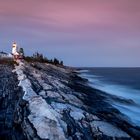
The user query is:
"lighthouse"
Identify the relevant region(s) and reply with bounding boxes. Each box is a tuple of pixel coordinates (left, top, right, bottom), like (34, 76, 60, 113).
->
(12, 42, 23, 61)
(12, 42, 19, 55)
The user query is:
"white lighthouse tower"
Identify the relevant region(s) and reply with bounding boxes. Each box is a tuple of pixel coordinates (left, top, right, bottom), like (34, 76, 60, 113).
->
(12, 42, 19, 55)
(12, 42, 20, 60)
(12, 42, 24, 60)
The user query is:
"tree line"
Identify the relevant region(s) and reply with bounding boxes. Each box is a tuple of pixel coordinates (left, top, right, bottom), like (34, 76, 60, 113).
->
(24, 52, 64, 66)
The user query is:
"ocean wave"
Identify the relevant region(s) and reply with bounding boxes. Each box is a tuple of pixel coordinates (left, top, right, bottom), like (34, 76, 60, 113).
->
(79, 70, 140, 126)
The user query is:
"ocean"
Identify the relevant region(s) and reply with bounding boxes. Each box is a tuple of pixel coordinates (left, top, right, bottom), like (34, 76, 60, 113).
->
(79, 68, 140, 127)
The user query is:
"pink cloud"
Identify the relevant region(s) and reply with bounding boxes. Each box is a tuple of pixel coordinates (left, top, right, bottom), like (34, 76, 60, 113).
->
(0, 0, 140, 45)
(0, 0, 140, 30)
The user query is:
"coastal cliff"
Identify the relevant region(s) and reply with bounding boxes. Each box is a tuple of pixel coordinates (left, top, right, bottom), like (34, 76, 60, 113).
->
(0, 61, 140, 140)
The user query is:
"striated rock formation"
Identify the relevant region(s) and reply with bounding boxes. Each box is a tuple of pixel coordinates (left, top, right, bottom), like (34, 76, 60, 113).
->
(0, 64, 26, 140)
(0, 61, 140, 140)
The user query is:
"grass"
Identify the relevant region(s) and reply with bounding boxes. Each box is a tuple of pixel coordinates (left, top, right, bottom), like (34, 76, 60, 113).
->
(0, 58, 15, 65)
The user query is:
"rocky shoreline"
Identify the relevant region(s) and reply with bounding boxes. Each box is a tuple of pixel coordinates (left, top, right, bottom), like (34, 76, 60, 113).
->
(0, 63, 26, 140)
(0, 61, 140, 140)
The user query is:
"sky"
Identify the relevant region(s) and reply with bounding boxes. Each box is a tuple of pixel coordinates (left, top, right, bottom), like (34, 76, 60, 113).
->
(0, 0, 140, 67)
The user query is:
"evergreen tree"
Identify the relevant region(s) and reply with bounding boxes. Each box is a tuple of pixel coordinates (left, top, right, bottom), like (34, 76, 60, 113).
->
(53, 58, 59, 65)
(60, 61, 63, 65)
(19, 48, 24, 56)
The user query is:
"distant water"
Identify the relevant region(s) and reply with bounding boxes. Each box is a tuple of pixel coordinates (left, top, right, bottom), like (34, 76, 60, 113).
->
(79, 68, 140, 126)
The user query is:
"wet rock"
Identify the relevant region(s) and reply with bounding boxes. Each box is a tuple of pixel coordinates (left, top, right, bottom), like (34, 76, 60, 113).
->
(1, 61, 140, 140)
(0, 64, 27, 140)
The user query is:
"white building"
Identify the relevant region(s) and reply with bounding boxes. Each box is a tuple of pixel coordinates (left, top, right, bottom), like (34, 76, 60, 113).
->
(12, 42, 19, 55)
(12, 42, 23, 60)
(0, 52, 8, 58)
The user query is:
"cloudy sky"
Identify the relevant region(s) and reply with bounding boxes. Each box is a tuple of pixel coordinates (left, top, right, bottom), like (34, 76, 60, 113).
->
(0, 0, 140, 67)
